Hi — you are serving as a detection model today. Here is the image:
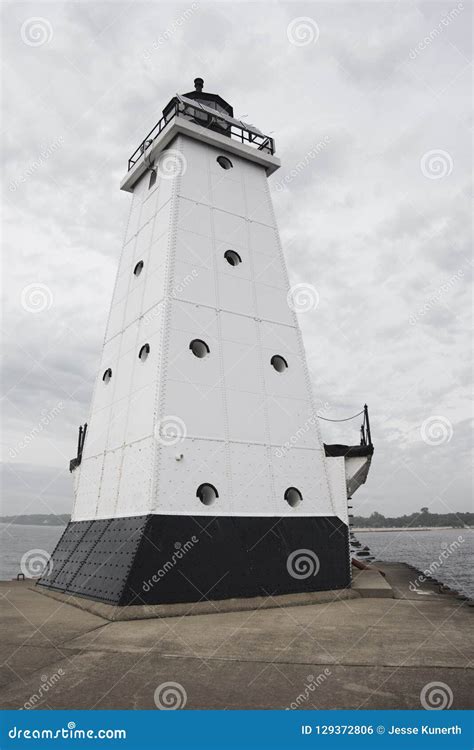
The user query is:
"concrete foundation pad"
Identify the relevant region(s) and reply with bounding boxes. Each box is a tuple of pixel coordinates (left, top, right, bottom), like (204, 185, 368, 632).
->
(32, 584, 360, 621)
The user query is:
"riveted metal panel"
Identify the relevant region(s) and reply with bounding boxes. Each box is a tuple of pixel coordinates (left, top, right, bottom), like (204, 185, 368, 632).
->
(37, 520, 92, 589)
(167, 328, 220, 388)
(252, 250, 287, 288)
(179, 163, 211, 204)
(155, 439, 229, 515)
(211, 172, 246, 215)
(112, 264, 133, 308)
(220, 310, 258, 346)
(96, 448, 122, 518)
(125, 384, 155, 444)
(217, 273, 256, 317)
(226, 390, 267, 443)
(175, 228, 213, 268)
(49, 516, 148, 603)
(229, 443, 274, 514)
(325, 456, 349, 525)
(106, 396, 128, 451)
(216, 240, 251, 278)
(177, 197, 212, 238)
(142, 266, 165, 317)
(157, 179, 174, 212)
(104, 299, 126, 342)
(173, 259, 216, 307)
(213, 208, 247, 246)
(249, 221, 278, 256)
(164, 379, 226, 441)
(141, 189, 159, 227)
(82, 406, 109, 458)
(246, 192, 274, 226)
(72, 455, 104, 520)
(267, 396, 319, 449)
(147, 232, 168, 274)
(222, 339, 264, 395)
(169, 298, 218, 335)
(259, 321, 300, 354)
(256, 282, 294, 324)
(115, 438, 154, 518)
(152, 199, 173, 242)
(134, 216, 154, 258)
(271, 446, 332, 517)
(51, 519, 110, 592)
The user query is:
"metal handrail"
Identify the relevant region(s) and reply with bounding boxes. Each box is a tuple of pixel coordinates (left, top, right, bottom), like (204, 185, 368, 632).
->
(127, 99, 275, 171)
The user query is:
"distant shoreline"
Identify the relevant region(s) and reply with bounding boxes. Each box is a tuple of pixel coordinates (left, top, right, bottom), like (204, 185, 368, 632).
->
(355, 526, 472, 532)
(0, 520, 472, 532)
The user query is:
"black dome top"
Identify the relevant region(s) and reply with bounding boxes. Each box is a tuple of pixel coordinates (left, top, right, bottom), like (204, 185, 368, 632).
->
(163, 78, 233, 118)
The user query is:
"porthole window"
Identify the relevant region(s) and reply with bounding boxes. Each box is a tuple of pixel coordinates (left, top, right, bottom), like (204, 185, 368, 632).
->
(133, 260, 144, 277)
(148, 169, 157, 189)
(271, 355, 288, 373)
(285, 487, 302, 508)
(217, 155, 233, 170)
(102, 368, 112, 384)
(189, 339, 210, 358)
(138, 343, 150, 362)
(197, 483, 218, 506)
(224, 249, 242, 267)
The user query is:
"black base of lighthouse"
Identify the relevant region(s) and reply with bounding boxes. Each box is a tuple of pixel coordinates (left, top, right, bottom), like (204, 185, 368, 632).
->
(37, 514, 350, 606)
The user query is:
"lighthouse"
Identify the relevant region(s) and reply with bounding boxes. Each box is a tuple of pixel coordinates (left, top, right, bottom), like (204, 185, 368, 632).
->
(38, 80, 373, 606)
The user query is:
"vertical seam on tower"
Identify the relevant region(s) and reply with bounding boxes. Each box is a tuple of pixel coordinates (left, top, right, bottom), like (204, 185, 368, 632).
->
(265, 181, 337, 517)
(111, 182, 147, 519)
(137, 164, 160, 516)
(151, 138, 181, 514)
(209, 148, 233, 510)
(245, 168, 276, 512)
(76, 187, 138, 521)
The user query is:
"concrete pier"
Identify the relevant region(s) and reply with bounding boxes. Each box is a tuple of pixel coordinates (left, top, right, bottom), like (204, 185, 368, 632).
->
(0, 563, 472, 710)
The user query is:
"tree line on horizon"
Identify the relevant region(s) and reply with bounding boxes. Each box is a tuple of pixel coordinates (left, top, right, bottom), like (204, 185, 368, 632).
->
(352, 507, 473, 529)
(0, 508, 472, 528)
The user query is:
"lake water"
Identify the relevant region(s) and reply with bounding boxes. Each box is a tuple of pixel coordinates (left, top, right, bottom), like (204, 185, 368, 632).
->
(0, 523, 472, 598)
(357, 528, 473, 598)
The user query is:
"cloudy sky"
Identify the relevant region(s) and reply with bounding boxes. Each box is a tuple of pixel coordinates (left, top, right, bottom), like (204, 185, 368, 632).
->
(2, 0, 472, 519)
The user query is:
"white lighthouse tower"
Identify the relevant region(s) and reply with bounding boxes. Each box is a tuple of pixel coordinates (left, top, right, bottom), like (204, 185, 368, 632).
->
(39, 80, 373, 606)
